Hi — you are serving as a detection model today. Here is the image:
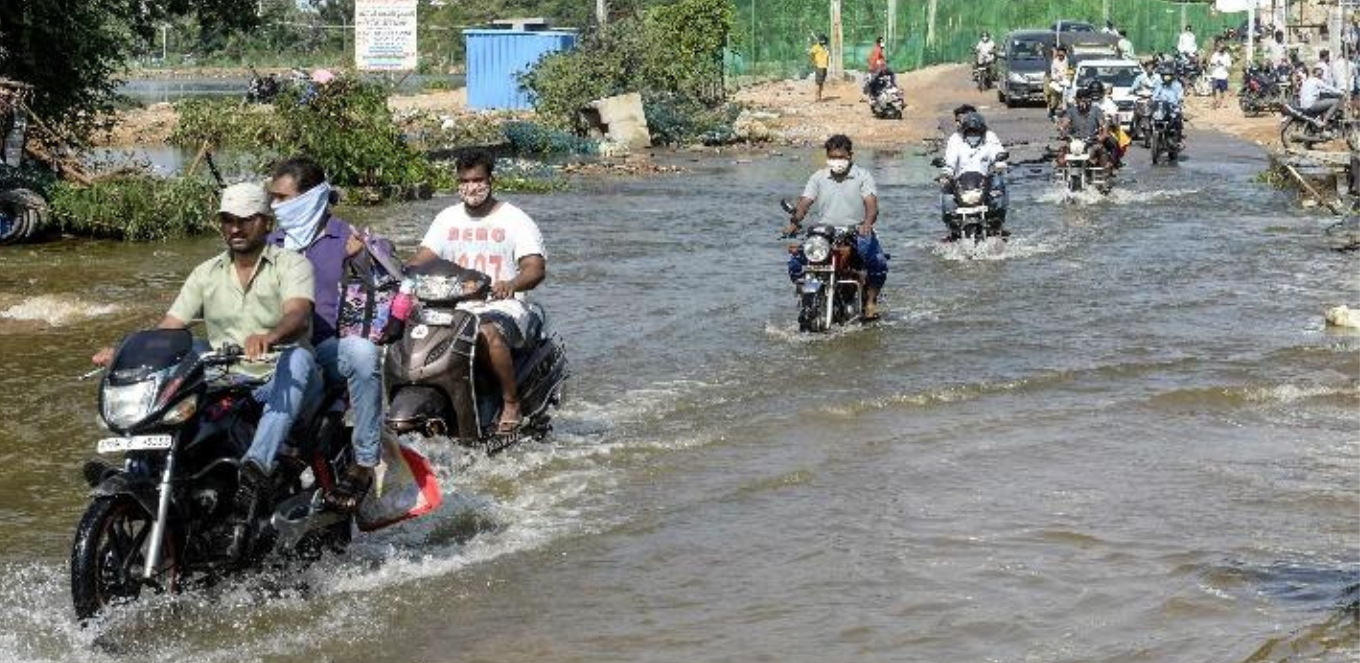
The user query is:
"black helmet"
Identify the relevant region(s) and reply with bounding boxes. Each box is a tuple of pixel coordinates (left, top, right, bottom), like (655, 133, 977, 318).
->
(1085, 80, 1105, 97)
(961, 112, 987, 135)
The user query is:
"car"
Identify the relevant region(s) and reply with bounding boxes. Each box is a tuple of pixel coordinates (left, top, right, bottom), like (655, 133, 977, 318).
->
(997, 30, 1054, 107)
(1051, 21, 1097, 33)
(1069, 59, 1143, 131)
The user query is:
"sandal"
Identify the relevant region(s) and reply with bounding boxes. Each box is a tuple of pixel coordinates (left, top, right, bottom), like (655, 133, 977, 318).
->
(324, 465, 374, 514)
(494, 401, 522, 437)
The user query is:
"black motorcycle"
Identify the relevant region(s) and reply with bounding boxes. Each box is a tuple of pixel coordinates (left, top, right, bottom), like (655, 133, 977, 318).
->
(1238, 63, 1286, 115)
(781, 200, 864, 332)
(973, 55, 996, 91)
(1149, 99, 1183, 165)
(245, 70, 281, 104)
(1174, 54, 1210, 97)
(943, 168, 1007, 242)
(71, 330, 354, 620)
(1280, 98, 1360, 151)
(866, 70, 905, 120)
(383, 259, 568, 454)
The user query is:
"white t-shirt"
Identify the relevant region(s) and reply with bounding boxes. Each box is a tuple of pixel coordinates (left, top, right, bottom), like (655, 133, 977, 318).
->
(1177, 32, 1198, 56)
(1210, 52, 1232, 80)
(420, 200, 545, 290)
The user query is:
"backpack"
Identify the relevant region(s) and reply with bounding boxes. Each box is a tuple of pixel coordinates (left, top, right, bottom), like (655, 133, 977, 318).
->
(337, 229, 403, 343)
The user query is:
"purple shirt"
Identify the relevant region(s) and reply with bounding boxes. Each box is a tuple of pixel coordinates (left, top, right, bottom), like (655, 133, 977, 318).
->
(269, 215, 351, 345)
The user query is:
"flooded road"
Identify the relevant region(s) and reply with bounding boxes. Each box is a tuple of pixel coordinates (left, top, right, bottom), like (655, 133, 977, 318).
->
(0, 109, 1356, 662)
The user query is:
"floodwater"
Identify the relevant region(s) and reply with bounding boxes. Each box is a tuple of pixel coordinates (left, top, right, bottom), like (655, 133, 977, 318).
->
(118, 74, 466, 104)
(0, 114, 1357, 662)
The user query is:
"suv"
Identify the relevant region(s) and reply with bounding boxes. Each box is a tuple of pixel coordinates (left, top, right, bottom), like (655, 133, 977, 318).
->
(997, 29, 1055, 107)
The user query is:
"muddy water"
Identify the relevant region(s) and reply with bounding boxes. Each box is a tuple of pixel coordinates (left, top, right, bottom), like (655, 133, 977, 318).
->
(0, 122, 1356, 663)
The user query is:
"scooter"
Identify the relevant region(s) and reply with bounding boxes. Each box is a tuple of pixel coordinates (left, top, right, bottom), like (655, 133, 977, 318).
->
(383, 259, 568, 453)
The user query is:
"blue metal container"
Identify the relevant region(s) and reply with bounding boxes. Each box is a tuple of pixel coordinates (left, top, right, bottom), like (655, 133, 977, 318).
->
(464, 29, 577, 110)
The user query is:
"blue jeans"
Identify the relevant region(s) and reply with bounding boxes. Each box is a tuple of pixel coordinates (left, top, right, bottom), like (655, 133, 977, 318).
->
(315, 336, 383, 467)
(245, 347, 322, 472)
(786, 232, 889, 291)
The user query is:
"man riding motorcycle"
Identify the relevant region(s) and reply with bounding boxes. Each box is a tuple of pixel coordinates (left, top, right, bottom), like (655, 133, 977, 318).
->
(1059, 82, 1115, 176)
(784, 134, 888, 321)
(91, 182, 320, 559)
(408, 150, 547, 438)
(1299, 61, 1346, 124)
(1152, 65, 1186, 148)
(939, 112, 1008, 239)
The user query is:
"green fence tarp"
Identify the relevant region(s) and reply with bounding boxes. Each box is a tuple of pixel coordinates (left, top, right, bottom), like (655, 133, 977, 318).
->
(728, 0, 1244, 79)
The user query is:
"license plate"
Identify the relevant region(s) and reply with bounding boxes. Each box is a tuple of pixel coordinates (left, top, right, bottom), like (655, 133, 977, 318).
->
(422, 309, 455, 326)
(802, 278, 823, 294)
(97, 435, 172, 454)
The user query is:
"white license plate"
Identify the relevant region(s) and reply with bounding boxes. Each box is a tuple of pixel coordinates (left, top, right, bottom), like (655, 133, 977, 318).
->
(421, 309, 455, 326)
(97, 435, 173, 454)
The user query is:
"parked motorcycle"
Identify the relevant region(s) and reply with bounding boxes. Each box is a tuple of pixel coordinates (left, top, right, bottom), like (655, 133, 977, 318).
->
(781, 200, 864, 332)
(867, 70, 905, 119)
(973, 55, 996, 91)
(1149, 99, 1183, 165)
(1238, 63, 1287, 115)
(383, 259, 568, 454)
(71, 330, 355, 620)
(1175, 54, 1210, 97)
(1280, 99, 1360, 151)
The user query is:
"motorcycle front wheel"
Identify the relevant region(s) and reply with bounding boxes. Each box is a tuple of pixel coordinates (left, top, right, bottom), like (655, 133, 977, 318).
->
(70, 496, 180, 620)
(1280, 117, 1314, 149)
(799, 291, 828, 333)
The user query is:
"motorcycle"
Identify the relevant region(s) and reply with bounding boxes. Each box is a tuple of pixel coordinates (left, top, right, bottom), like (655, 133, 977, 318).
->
(245, 70, 281, 104)
(1280, 98, 1360, 151)
(383, 259, 568, 454)
(973, 54, 996, 91)
(867, 70, 905, 119)
(781, 200, 864, 333)
(1238, 63, 1287, 115)
(1175, 54, 1211, 97)
(1057, 138, 1110, 193)
(71, 330, 355, 620)
(1149, 99, 1183, 165)
(1132, 89, 1153, 145)
(945, 170, 1008, 243)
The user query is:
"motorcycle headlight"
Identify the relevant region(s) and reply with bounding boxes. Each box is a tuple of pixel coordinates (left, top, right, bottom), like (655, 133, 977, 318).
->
(102, 378, 160, 429)
(960, 189, 984, 206)
(1069, 139, 1086, 154)
(802, 236, 832, 263)
(159, 395, 198, 425)
(1009, 72, 1026, 83)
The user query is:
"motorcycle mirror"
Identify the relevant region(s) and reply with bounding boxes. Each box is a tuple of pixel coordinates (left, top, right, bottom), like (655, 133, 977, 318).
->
(779, 199, 797, 215)
(929, 156, 946, 168)
(995, 151, 1010, 162)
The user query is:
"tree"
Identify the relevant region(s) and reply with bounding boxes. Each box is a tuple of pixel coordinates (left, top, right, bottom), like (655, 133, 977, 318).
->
(0, 0, 257, 139)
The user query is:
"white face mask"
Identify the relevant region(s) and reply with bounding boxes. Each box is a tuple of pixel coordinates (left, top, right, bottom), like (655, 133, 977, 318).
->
(459, 181, 491, 208)
(827, 158, 851, 175)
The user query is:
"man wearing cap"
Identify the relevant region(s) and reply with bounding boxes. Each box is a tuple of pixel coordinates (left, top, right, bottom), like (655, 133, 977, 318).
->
(92, 181, 320, 557)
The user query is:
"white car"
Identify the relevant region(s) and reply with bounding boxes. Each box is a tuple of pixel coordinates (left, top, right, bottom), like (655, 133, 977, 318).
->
(1066, 58, 1142, 131)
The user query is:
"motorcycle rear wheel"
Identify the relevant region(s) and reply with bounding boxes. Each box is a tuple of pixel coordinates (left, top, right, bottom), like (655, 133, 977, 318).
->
(71, 496, 180, 620)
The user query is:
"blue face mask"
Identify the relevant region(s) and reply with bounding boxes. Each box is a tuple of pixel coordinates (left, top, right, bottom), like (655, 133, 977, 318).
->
(271, 182, 331, 250)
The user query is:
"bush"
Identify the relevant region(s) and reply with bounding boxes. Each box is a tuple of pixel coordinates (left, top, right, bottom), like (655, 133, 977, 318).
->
(502, 121, 597, 155)
(48, 175, 219, 241)
(520, 0, 736, 140)
(171, 98, 286, 149)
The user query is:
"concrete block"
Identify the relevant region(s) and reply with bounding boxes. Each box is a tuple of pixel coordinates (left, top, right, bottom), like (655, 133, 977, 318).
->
(582, 92, 652, 149)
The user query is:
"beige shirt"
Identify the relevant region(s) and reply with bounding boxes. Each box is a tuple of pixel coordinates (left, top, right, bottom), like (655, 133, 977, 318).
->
(168, 244, 314, 351)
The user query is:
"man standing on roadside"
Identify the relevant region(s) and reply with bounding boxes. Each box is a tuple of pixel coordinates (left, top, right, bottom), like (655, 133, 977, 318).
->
(1209, 43, 1232, 109)
(809, 35, 830, 102)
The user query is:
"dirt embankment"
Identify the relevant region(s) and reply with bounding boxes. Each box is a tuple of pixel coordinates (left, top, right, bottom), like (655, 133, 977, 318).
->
(732, 64, 971, 148)
(1180, 94, 1282, 147)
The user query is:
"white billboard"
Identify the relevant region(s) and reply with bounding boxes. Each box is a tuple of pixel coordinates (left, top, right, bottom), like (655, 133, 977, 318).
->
(355, 0, 418, 71)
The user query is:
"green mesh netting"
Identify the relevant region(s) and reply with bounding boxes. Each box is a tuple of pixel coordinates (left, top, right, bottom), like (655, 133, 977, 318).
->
(727, 0, 1243, 79)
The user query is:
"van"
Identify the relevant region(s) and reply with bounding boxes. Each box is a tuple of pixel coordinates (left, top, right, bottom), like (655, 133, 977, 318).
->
(998, 30, 1119, 108)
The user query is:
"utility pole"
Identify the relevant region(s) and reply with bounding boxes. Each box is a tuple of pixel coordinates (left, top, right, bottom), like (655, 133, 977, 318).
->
(886, 0, 896, 48)
(597, 0, 607, 28)
(161, 24, 168, 61)
(829, 0, 843, 79)
(926, 0, 938, 47)
(1102, 0, 1109, 24)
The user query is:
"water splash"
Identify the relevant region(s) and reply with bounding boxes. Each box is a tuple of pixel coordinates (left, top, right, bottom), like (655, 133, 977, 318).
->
(0, 295, 121, 327)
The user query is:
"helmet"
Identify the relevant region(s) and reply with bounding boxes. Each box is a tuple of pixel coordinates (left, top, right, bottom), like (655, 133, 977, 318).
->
(961, 112, 987, 136)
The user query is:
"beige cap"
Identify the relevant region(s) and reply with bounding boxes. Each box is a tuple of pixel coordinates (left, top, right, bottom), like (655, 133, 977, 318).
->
(217, 182, 272, 219)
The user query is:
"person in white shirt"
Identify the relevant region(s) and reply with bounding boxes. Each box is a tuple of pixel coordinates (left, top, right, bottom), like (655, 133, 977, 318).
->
(1298, 62, 1344, 122)
(975, 32, 996, 65)
(1115, 28, 1135, 60)
(1317, 50, 1336, 87)
(409, 150, 547, 434)
(1330, 52, 1352, 103)
(939, 112, 1008, 237)
(1209, 43, 1232, 108)
(1177, 26, 1198, 57)
(1268, 30, 1288, 68)
(1047, 46, 1071, 120)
